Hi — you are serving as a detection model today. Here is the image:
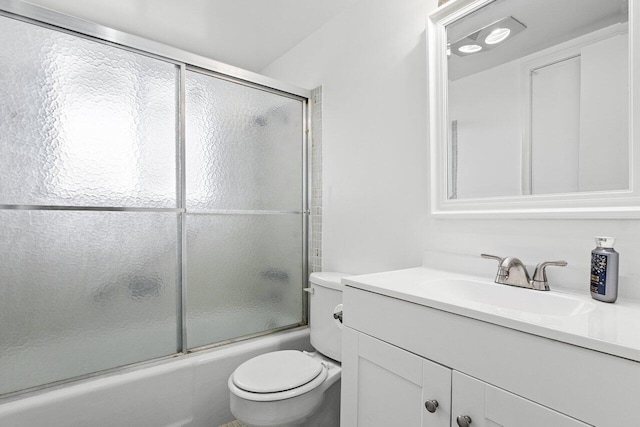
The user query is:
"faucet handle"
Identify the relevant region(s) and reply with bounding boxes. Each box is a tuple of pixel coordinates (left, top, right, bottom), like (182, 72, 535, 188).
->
(531, 260, 567, 290)
(482, 254, 509, 285)
(481, 254, 503, 265)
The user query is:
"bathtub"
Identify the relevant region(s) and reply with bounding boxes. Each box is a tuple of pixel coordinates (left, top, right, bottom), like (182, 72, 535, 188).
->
(0, 328, 312, 427)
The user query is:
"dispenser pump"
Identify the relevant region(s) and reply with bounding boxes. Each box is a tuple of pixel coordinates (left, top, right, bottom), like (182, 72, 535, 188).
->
(595, 236, 615, 249)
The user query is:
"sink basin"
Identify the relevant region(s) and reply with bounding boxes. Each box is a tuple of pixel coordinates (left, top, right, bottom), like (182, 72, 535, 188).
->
(422, 278, 596, 317)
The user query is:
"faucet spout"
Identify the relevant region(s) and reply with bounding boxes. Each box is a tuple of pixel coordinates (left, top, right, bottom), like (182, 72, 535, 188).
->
(497, 257, 531, 288)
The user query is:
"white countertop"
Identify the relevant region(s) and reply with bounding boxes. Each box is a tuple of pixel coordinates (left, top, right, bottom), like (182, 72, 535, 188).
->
(343, 267, 640, 363)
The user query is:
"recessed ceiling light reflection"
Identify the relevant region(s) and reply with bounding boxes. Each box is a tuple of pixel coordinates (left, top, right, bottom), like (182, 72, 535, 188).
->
(485, 27, 511, 45)
(458, 44, 482, 54)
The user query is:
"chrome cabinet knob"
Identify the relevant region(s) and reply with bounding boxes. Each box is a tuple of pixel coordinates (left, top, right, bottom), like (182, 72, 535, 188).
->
(424, 399, 439, 413)
(333, 311, 343, 323)
(456, 415, 472, 427)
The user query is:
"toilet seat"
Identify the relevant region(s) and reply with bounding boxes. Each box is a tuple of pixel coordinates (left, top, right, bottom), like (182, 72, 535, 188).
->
(229, 351, 329, 402)
(233, 350, 323, 393)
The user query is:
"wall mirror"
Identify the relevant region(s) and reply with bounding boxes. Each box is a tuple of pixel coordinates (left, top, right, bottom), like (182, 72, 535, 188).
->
(428, 0, 640, 217)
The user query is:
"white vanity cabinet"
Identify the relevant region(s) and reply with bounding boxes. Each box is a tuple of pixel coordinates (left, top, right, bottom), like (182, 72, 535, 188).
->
(341, 283, 640, 427)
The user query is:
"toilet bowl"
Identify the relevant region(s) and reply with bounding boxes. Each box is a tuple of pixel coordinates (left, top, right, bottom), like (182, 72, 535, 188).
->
(228, 272, 347, 427)
(229, 350, 341, 427)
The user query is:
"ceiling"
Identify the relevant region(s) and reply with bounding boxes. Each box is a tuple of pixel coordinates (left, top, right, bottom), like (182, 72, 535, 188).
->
(23, 0, 359, 72)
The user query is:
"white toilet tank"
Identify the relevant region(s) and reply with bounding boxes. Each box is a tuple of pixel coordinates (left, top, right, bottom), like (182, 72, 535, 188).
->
(308, 272, 348, 362)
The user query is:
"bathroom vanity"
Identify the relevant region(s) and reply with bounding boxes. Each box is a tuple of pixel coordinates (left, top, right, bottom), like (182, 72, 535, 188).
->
(340, 268, 640, 427)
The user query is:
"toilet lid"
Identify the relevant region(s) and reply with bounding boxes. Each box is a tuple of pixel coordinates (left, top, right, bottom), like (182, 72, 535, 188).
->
(232, 350, 323, 393)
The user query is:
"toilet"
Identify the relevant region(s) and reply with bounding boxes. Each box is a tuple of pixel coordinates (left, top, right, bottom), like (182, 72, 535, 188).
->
(228, 272, 347, 427)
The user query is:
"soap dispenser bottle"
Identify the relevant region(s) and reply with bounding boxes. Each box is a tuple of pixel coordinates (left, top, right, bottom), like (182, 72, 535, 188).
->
(590, 236, 619, 303)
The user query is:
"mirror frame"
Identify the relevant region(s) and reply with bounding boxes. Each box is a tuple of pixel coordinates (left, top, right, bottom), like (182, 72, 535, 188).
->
(428, 0, 640, 218)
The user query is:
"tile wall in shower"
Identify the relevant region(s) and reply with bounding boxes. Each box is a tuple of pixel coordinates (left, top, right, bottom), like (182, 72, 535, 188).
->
(311, 86, 322, 273)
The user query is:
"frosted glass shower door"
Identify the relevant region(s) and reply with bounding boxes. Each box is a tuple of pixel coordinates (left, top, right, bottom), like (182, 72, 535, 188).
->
(0, 15, 180, 396)
(185, 70, 304, 348)
(0, 5, 308, 397)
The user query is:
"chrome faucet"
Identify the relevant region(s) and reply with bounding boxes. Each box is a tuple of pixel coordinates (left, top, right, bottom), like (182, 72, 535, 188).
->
(481, 254, 567, 291)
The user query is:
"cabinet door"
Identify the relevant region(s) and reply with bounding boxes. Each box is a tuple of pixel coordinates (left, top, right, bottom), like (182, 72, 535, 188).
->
(451, 372, 592, 427)
(341, 328, 451, 426)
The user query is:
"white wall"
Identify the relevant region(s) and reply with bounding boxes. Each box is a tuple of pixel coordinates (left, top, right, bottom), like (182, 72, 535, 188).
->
(262, 1, 640, 293)
(262, 0, 436, 274)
